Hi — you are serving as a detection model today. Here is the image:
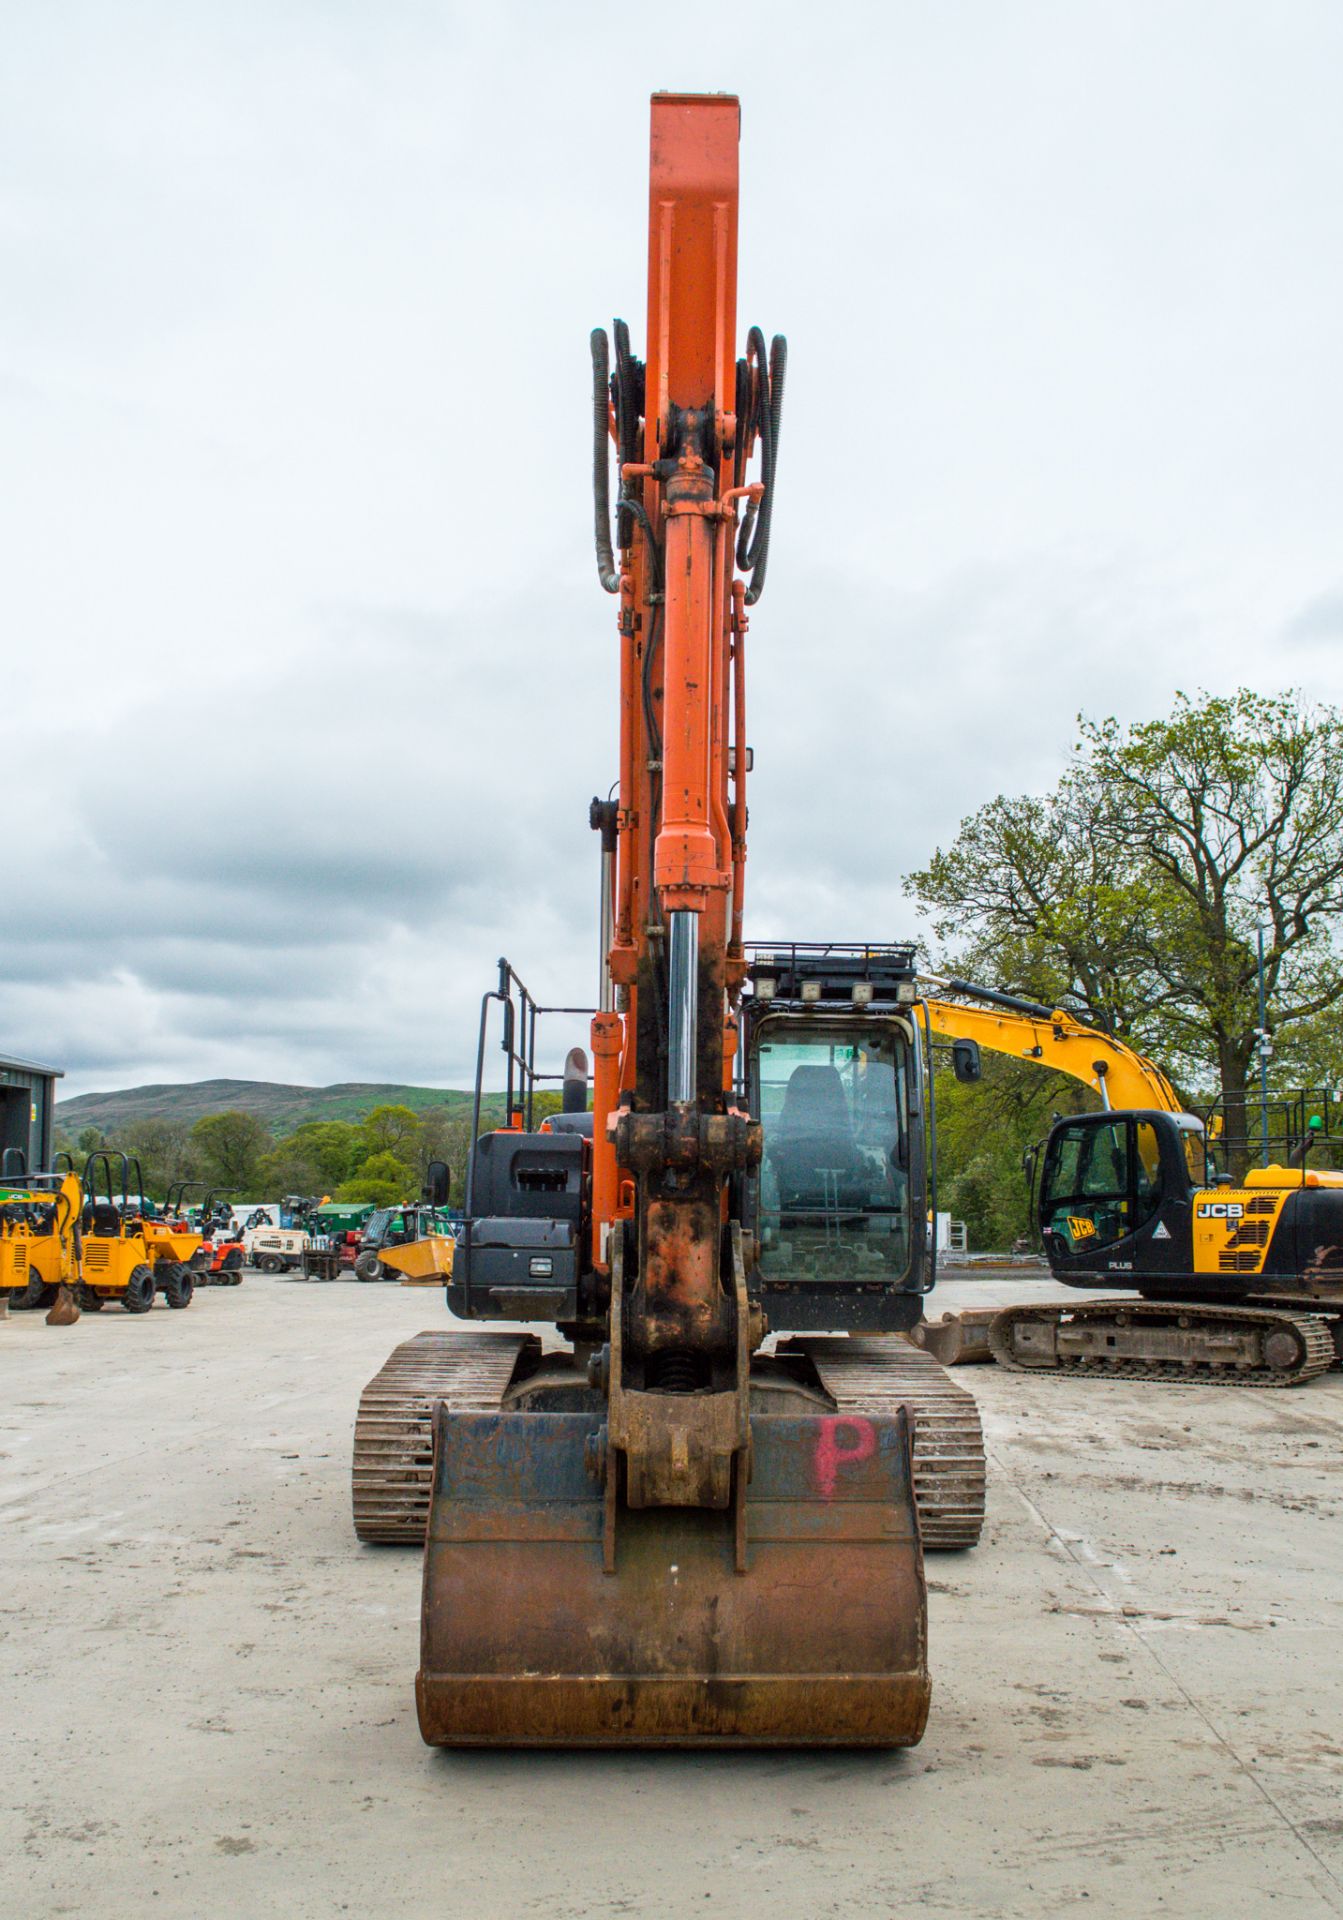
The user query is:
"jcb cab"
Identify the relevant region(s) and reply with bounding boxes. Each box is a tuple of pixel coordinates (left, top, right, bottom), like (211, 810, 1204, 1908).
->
(1039, 1108, 1343, 1293)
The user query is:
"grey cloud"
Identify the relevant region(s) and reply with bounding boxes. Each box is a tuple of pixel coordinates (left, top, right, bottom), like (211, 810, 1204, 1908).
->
(5, 2, 1343, 1096)
(1286, 591, 1343, 646)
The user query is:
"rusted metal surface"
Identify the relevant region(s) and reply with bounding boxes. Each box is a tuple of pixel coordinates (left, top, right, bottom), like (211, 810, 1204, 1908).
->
(795, 1339, 987, 1551)
(604, 1223, 750, 1517)
(989, 1298, 1336, 1386)
(417, 1403, 928, 1749)
(610, 1111, 762, 1360)
(630, 1192, 731, 1357)
(908, 1310, 998, 1366)
(350, 1332, 537, 1543)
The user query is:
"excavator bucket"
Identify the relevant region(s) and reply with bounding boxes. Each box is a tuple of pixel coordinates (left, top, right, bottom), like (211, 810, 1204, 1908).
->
(909, 1310, 997, 1366)
(379, 1235, 455, 1286)
(417, 1404, 929, 1748)
(45, 1283, 80, 1326)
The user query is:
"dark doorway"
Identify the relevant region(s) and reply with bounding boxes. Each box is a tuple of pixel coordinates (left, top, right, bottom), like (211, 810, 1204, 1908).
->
(0, 1087, 31, 1160)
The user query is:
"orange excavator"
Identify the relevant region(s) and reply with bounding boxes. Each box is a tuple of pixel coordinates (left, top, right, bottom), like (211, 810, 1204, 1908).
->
(352, 93, 986, 1749)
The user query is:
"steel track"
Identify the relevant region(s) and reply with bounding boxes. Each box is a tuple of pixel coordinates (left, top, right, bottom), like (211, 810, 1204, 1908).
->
(352, 1331, 538, 1543)
(988, 1298, 1336, 1387)
(795, 1337, 987, 1550)
(354, 1327, 988, 1553)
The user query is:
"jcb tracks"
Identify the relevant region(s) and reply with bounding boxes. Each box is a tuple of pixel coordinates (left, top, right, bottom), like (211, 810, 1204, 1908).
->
(988, 1298, 1336, 1388)
(795, 1338, 986, 1550)
(352, 1331, 539, 1542)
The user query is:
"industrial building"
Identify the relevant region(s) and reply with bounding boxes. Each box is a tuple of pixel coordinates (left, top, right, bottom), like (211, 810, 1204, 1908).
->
(0, 1053, 63, 1169)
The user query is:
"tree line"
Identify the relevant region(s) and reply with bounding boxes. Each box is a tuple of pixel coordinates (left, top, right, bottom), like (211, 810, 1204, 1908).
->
(59, 1096, 555, 1211)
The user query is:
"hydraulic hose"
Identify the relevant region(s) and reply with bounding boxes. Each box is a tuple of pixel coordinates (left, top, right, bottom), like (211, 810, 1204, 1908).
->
(612, 317, 640, 550)
(745, 332, 786, 604)
(735, 328, 769, 573)
(733, 329, 787, 604)
(621, 498, 663, 591)
(590, 328, 619, 593)
(743, 333, 786, 604)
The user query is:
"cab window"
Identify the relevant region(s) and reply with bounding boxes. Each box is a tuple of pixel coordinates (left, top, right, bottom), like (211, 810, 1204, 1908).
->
(1040, 1117, 1165, 1253)
(753, 1025, 913, 1284)
(1182, 1128, 1208, 1187)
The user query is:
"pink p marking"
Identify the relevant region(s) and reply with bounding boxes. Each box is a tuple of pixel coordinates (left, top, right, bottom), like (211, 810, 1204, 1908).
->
(814, 1416, 878, 1499)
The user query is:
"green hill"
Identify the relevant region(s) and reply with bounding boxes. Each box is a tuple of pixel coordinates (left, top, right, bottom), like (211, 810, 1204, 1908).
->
(56, 1079, 474, 1137)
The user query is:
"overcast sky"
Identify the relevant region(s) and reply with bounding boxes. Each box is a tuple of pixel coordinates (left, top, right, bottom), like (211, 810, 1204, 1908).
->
(4, 1, 1343, 1099)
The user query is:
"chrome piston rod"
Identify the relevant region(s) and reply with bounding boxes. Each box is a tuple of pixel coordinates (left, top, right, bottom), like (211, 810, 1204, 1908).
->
(667, 909, 699, 1104)
(598, 844, 615, 1013)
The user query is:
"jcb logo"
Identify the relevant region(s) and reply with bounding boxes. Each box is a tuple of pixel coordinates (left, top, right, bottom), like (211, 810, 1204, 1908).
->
(1196, 1201, 1244, 1219)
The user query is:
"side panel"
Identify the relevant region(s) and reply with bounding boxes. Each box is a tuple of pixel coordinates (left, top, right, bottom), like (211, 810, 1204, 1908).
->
(1190, 1188, 1290, 1277)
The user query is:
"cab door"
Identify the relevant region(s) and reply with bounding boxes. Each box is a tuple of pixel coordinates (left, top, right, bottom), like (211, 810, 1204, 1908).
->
(1038, 1113, 1185, 1277)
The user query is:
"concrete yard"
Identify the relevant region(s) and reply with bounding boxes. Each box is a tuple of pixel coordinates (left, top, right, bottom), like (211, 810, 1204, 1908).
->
(3, 1275, 1342, 1920)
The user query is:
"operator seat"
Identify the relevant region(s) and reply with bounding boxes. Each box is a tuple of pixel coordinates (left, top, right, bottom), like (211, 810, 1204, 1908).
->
(767, 1064, 868, 1212)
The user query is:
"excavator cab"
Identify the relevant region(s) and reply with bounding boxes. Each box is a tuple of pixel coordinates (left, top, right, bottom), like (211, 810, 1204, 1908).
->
(1037, 1109, 1202, 1282)
(744, 945, 929, 1332)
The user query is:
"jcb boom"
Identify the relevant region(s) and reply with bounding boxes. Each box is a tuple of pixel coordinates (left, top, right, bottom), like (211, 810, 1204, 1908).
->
(923, 981, 1343, 1385)
(352, 95, 986, 1751)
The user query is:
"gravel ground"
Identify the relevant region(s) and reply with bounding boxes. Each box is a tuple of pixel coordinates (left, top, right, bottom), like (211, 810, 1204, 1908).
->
(3, 1274, 1341, 1919)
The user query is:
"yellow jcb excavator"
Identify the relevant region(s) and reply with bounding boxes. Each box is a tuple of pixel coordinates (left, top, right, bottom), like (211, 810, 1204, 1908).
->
(918, 979, 1343, 1387)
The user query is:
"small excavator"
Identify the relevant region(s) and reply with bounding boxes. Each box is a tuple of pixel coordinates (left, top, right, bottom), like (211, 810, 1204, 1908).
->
(352, 94, 986, 1750)
(917, 980, 1343, 1386)
(1, 1149, 84, 1323)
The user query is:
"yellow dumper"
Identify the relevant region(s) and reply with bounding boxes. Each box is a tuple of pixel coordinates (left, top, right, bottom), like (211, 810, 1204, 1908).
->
(77, 1152, 201, 1312)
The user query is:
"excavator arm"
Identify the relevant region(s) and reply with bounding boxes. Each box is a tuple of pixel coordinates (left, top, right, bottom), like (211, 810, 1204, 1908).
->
(921, 983, 1186, 1115)
(371, 95, 949, 1753)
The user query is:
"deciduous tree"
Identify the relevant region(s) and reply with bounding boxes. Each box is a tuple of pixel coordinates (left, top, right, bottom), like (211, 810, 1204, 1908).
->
(190, 1111, 272, 1197)
(909, 690, 1343, 1172)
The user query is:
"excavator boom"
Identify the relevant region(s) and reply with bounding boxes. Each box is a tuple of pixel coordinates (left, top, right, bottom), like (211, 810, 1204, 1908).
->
(921, 989, 1184, 1113)
(351, 96, 988, 1751)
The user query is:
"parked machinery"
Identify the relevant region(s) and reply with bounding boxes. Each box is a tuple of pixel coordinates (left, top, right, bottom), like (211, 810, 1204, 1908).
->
(193, 1192, 246, 1285)
(78, 1152, 200, 1312)
(1, 1149, 84, 1320)
(919, 981, 1343, 1385)
(160, 1184, 243, 1284)
(374, 1164, 458, 1286)
(244, 1196, 319, 1274)
(351, 95, 985, 1751)
(298, 1203, 375, 1281)
(353, 1193, 456, 1283)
